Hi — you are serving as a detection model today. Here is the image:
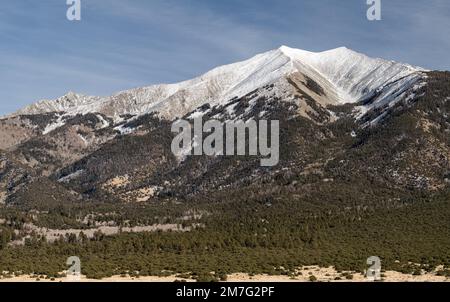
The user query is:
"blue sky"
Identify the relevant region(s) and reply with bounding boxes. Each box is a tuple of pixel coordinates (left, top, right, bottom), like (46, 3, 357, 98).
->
(1, 0, 449, 115)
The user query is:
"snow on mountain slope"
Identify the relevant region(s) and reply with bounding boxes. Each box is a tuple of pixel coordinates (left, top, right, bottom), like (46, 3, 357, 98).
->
(10, 46, 426, 127)
(13, 48, 301, 120)
(279, 46, 424, 100)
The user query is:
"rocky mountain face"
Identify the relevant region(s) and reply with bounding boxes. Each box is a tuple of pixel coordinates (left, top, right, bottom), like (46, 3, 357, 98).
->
(9, 46, 425, 121)
(1, 47, 449, 206)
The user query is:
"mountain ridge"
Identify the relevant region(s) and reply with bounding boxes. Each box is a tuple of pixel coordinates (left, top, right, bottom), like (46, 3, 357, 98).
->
(8, 46, 425, 125)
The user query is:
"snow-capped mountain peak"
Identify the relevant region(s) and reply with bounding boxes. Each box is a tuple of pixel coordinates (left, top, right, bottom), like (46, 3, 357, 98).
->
(278, 45, 424, 102)
(10, 46, 426, 126)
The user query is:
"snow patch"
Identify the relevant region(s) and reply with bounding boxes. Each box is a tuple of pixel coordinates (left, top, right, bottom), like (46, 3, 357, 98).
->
(96, 114, 110, 129)
(114, 124, 136, 135)
(58, 170, 84, 183)
(42, 114, 66, 135)
(78, 134, 88, 146)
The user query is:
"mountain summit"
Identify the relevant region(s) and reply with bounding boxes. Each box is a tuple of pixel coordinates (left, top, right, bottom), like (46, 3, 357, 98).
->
(11, 46, 425, 123)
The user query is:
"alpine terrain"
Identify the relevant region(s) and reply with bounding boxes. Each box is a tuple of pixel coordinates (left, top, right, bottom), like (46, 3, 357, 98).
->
(1, 46, 450, 281)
